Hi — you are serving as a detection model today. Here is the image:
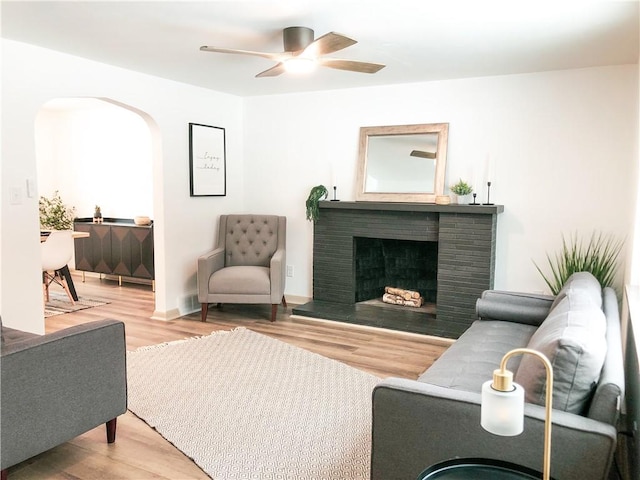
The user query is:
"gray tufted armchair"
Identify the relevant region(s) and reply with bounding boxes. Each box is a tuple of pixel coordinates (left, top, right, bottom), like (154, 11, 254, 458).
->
(197, 214, 287, 322)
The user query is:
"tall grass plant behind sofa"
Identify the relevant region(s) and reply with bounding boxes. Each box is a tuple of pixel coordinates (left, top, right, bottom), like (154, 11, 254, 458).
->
(371, 272, 624, 480)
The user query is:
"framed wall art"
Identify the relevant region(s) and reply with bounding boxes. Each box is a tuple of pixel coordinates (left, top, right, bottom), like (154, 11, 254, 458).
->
(189, 123, 226, 196)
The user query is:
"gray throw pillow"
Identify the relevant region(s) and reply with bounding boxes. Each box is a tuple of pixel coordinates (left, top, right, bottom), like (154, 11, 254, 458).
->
(550, 271, 602, 311)
(514, 290, 607, 414)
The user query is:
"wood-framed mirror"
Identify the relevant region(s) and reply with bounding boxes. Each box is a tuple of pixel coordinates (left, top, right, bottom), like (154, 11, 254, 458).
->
(355, 123, 449, 203)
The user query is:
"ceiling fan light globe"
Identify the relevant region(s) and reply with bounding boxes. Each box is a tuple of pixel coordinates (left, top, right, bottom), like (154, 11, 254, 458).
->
(284, 57, 316, 74)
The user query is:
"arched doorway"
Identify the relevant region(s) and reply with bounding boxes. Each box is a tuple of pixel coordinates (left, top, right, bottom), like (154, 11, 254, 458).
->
(35, 97, 162, 310)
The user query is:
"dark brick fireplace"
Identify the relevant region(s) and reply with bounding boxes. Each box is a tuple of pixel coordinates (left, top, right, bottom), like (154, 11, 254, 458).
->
(292, 201, 503, 338)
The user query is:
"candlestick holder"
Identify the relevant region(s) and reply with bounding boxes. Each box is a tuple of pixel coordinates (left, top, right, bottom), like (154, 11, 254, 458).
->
(470, 193, 479, 205)
(483, 181, 494, 206)
(330, 185, 340, 201)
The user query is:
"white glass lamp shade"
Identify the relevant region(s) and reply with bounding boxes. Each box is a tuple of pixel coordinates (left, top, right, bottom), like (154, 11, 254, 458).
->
(481, 379, 525, 436)
(284, 57, 316, 74)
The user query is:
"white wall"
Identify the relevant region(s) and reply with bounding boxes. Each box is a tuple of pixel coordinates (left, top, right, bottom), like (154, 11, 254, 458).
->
(1, 39, 244, 333)
(244, 65, 638, 298)
(36, 101, 154, 220)
(2, 36, 638, 334)
(630, 59, 640, 286)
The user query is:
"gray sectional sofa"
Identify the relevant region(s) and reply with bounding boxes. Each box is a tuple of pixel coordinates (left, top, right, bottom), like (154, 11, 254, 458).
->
(371, 272, 624, 480)
(1, 319, 127, 479)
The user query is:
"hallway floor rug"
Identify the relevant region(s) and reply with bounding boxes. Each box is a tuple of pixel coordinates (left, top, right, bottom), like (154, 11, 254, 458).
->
(126, 327, 380, 479)
(44, 292, 110, 317)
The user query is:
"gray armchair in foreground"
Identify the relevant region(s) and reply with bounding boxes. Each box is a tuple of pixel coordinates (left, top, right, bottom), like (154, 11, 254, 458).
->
(1, 319, 127, 479)
(198, 214, 287, 322)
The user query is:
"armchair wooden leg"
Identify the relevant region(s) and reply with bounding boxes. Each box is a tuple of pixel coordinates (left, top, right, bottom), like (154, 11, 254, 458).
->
(1, 468, 7, 480)
(201, 303, 209, 322)
(270, 297, 287, 322)
(106, 418, 117, 443)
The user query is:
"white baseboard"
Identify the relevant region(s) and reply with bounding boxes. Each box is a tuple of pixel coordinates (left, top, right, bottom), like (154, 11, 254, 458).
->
(285, 294, 310, 306)
(150, 308, 182, 321)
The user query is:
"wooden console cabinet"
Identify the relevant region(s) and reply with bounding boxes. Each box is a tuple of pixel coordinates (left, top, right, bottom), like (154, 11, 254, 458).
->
(74, 218, 154, 281)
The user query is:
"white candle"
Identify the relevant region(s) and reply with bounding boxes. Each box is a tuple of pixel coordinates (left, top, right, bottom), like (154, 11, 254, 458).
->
(472, 164, 480, 194)
(485, 153, 495, 183)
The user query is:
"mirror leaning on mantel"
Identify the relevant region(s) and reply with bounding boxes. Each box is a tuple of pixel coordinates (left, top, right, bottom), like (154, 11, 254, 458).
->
(355, 123, 449, 203)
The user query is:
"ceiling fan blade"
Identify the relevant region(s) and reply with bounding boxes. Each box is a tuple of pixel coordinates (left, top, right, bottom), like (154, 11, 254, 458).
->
(303, 32, 357, 57)
(410, 150, 437, 159)
(318, 58, 386, 74)
(255, 63, 286, 78)
(200, 46, 281, 61)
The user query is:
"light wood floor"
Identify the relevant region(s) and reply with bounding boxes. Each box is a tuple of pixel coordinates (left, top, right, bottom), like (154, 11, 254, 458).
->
(8, 275, 450, 479)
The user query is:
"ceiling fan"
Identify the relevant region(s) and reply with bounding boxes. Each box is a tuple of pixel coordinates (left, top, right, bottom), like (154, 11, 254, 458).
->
(410, 150, 436, 159)
(200, 26, 386, 78)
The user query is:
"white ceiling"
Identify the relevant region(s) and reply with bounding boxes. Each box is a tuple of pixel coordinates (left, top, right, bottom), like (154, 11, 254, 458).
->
(1, 1, 638, 97)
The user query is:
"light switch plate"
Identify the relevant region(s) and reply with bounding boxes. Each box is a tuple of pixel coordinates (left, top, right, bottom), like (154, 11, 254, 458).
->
(26, 178, 36, 198)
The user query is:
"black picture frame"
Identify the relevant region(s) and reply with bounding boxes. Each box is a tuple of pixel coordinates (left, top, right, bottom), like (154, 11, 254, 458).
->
(189, 123, 226, 196)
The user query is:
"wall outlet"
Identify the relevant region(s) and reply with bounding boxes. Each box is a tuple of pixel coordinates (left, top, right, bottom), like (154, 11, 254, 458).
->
(286, 265, 294, 277)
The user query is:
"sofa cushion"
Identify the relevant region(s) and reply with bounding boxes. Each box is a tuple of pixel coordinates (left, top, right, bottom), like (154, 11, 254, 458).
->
(1, 315, 41, 346)
(419, 320, 537, 393)
(209, 265, 271, 295)
(1, 326, 40, 345)
(515, 290, 607, 414)
(550, 271, 602, 311)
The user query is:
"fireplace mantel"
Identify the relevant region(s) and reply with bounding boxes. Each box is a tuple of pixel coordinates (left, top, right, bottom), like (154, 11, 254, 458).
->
(293, 201, 504, 338)
(317, 201, 503, 215)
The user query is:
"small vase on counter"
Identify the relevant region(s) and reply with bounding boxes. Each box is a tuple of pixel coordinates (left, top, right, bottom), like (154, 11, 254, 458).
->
(93, 205, 103, 224)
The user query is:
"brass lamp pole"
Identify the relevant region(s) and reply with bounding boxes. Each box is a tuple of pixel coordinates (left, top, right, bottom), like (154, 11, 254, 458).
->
(481, 348, 553, 480)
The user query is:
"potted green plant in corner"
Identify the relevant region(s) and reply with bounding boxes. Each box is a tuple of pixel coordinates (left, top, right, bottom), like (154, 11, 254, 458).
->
(305, 185, 328, 222)
(534, 231, 624, 295)
(450, 179, 473, 204)
(39, 191, 76, 230)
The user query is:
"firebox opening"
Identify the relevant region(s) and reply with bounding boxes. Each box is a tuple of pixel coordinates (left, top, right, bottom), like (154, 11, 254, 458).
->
(354, 237, 438, 311)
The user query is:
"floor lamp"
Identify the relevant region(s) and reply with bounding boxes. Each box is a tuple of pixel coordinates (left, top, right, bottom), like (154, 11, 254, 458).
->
(481, 348, 553, 480)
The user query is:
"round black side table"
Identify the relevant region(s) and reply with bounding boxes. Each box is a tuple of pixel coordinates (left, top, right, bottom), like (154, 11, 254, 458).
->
(418, 458, 547, 479)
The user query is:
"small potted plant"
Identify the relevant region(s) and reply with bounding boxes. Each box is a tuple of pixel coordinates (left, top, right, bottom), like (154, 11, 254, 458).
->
(450, 179, 473, 204)
(93, 205, 103, 224)
(305, 185, 328, 222)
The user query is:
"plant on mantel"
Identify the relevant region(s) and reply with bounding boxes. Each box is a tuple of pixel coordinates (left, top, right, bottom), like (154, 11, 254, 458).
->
(305, 185, 328, 222)
(534, 231, 624, 295)
(450, 179, 473, 196)
(39, 191, 76, 230)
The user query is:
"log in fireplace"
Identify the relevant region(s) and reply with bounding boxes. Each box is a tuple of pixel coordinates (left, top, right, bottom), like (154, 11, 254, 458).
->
(292, 201, 503, 338)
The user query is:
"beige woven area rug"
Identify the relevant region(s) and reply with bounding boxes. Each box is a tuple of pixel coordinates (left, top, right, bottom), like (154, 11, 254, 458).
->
(127, 327, 380, 479)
